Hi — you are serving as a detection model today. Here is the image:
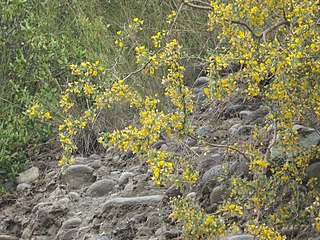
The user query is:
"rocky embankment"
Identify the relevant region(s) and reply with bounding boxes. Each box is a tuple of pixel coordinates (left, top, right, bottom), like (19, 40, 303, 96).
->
(1, 76, 320, 240)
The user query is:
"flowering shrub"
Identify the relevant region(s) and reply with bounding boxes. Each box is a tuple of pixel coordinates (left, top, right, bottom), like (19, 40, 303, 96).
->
(27, 0, 319, 239)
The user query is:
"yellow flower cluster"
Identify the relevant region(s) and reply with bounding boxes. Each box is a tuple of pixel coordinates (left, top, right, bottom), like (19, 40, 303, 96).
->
(26, 102, 52, 123)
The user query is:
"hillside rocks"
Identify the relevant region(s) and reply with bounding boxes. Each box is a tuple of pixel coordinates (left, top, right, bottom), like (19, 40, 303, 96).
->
(86, 179, 116, 197)
(16, 166, 40, 184)
(1, 75, 319, 239)
(63, 165, 95, 189)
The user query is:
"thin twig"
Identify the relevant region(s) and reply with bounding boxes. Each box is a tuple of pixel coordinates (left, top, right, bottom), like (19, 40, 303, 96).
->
(264, 119, 277, 162)
(188, 134, 249, 160)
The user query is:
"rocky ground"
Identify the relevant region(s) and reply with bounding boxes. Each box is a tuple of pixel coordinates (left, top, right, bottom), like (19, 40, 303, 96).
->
(1, 77, 320, 240)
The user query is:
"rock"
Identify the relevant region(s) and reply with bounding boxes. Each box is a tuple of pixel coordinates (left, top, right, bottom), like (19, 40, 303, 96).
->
(299, 132, 320, 148)
(202, 164, 224, 184)
(184, 63, 207, 86)
(193, 76, 210, 87)
(195, 91, 207, 103)
(197, 125, 211, 136)
(60, 217, 82, 230)
(67, 192, 80, 202)
(306, 162, 320, 184)
(209, 186, 224, 203)
(152, 140, 166, 149)
(137, 226, 153, 236)
(125, 149, 133, 158)
(237, 125, 255, 135)
(146, 213, 163, 227)
(101, 195, 164, 212)
(0, 235, 18, 240)
(187, 139, 197, 147)
(165, 185, 181, 199)
(73, 156, 87, 165)
(293, 125, 315, 135)
(16, 183, 31, 191)
(229, 124, 242, 135)
(223, 104, 246, 118)
(243, 107, 269, 125)
(86, 236, 109, 240)
(16, 166, 39, 184)
(91, 160, 102, 169)
(118, 172, 135, 186)
(52, 197, 70, 212)
(186, 192, 197, 199)
(64, 165, 95, 189)
(89, 154, 101, 160)
(239, 110, 252, 119)
(86, 179, 116, 197)
(228, 234, 254, 240)
(230, 158, 249, 177)
(60, 228, 78, 240)
(124, 181, 135, 192)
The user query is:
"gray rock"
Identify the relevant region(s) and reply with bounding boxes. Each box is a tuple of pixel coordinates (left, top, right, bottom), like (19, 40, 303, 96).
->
(0, 235, 18, 240)
(165, 185, 181, 199)
(299, 131, 320, 148)
(91, 160, 102, 169)
(16, 166, 39, 184)
(224, 104, 246, 118)
(293, 124, 315, 135)
(193, 76, 210, 87)
(210, 186, 224, 203)
(306, 162, 320, 184)
(230, 158, 249, 177)
(244, 107, 269, 125)
(202, 164, 224, 183)
(186, 192, 197, 199)
(237, 125, 255, 135)
(228, 234, 254, 240)
(67, 192, 80, 202)
(64, 165, 94, 189)
(60, 217, 82, 230)
(152, 140, 166, 149)
(229, 124, 242, 135)
(86, 179, 116, 197)
(195, 91, 207, 103)
(239, 110, 252, 119)
(52, 197, 70, 212)
(89, 154, 101, 160)
(101, 195, 163, 212)
(16, 183, 31, 191)
(73, 156, 87, 165)
(60, 228, 78, 240)
(197, 125, 211, 136)
(86, 236, 109, 240)
(137, 226, 153, 236)
(118, 172, 135, 186)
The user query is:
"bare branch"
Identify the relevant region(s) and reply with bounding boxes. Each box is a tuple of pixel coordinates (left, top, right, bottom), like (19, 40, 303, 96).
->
(184, 1, 213, 10)
(188, 134, 249, 160)
(231, 20, 260, 38)
(261, 19, 289, 44)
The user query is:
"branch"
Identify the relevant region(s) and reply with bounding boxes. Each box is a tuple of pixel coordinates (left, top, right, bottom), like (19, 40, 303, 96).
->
(184, 1, 213, 10)
(123, 48, 163, 81)
(264, 119, 277, 162)
(231, 20, 260, 38)
(261, 19, 289, 45)
(188, 134, 249, 160)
